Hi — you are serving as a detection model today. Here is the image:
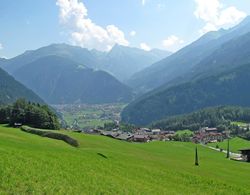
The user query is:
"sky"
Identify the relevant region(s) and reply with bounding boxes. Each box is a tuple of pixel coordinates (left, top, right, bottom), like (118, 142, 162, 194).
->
(0, 0, 250, 58)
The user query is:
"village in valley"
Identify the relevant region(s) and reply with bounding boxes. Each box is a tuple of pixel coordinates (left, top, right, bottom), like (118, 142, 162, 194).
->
(87, 124, 250, 162)
(2, 0, 250, 193)
(54, 104, 250, 162)
(54, 104, 248, 143)
(80, 125, 225, 143)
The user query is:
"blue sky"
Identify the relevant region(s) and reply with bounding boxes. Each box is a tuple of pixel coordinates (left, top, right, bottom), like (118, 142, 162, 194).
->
(0, 0, 250, 58)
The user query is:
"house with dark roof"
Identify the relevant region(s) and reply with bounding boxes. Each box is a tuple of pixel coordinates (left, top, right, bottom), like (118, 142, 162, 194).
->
(133, 134, 150, 142)
(116, 133, 134, 141)
(239, 149, 250, 162)
(192, 132, 224, 144)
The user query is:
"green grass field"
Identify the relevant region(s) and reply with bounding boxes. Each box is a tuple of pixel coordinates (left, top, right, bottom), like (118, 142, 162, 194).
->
(231, 121, 249, 127)
(209, 137, 250, 153)
(175, 129, 193, 136)
(1, 125, 250, 194)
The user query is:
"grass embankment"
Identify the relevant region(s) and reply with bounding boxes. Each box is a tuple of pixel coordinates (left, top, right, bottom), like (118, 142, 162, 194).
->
(209, 137, 250, 153)
(20, 126, 79, 147)
(0, 124, 250, 194)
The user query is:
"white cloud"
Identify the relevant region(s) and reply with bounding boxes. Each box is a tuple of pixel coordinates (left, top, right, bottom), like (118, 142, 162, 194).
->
(130, 31, 136, 37)
(140, 43, 151, 51)
(194, 0, 246, 34)
(56, 0, 129, 51)
(162, 35, 184, 51)
(0, 43, 3, 50)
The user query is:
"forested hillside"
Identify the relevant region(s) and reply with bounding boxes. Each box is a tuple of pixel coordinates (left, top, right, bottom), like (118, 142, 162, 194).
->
(122, 63, 250, 125)
(127, 16, 250, 93)
(13, 56, 134, 104)
(0, 67, 44, 105)
(151, 106, 250, 131)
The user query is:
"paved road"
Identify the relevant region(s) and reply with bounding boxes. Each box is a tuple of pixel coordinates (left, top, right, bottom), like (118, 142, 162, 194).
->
(203, 145, 242, 158)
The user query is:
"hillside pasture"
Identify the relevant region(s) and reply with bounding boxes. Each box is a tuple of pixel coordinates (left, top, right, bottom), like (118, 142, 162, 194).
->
(0, 125, 250, 194)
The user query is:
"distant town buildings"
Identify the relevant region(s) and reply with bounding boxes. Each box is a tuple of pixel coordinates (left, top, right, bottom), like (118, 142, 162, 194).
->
(192, 127, 226, 144)
(82, 127, 177, 142)
(238, 149, 250, 162)
(73, 123, 229, 144)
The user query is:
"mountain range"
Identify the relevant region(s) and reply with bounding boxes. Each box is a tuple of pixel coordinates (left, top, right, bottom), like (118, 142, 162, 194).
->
(122, 16, 250, 125)
(122, 62, 250, 125)
(12, 55, 133, 104)
(2, 16, 250, 120)
(0, 44, 169, 104)
(1, 44, 170, 82)
(127, 16, 250, 93)
(99, 44, 171, 81)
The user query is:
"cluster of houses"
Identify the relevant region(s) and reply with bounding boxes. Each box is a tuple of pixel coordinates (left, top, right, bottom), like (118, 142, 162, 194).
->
(192, 127, 227, 144)
(84, 128, 175, 142)
(77, 125, 250, 162)
(83, 126, 229, 143)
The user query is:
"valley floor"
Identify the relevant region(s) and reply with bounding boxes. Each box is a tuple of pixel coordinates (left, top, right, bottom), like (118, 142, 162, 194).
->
(0, 125, 250, 194)
(53, 104, 125, 129)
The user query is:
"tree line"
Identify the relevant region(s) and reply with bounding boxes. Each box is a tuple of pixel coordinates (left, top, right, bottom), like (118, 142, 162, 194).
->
(151, 106, 250, 132)
(0, 99, 60, 130)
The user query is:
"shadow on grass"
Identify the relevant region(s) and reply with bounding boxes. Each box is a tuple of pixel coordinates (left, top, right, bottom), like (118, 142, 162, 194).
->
(97, 153, 108, 159)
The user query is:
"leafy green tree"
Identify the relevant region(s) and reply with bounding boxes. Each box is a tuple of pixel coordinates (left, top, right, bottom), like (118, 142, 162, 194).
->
(0, 99, 60, 130)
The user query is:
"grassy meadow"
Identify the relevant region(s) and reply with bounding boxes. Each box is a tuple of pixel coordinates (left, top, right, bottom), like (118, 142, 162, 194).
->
(209, 137, 250, 153)
(231, 121, 249, 127)
(0, 124, 250, 194)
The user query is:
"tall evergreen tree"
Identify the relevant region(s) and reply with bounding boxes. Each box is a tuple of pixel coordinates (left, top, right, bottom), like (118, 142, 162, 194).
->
(226, 139, 230, 159)
(195, 146, 199, 166)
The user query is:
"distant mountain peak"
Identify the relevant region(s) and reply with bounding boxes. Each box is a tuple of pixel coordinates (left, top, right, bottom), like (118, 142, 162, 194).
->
(233, 15, 250, 30)
(241, 15, 250, 24)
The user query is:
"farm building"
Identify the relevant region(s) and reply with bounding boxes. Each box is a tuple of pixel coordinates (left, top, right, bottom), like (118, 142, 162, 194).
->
(239, 149, 250, 162)
(151, 129, 161, 135)
(192, 132, 224, 144)
(200, 127, 219, 133)
(14, 123, 22, 128)
(116, 133, 134, 141)
(133, 134, 150, 142)
(101, 131, 119, 138)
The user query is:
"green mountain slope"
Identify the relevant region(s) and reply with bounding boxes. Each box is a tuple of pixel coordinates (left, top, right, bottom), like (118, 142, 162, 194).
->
(122, 63, 250, 125)
(1, 125, 250, 194)
(13, 56, 133, 104)
(190, 31, 250, 80)
(151, 106, 250, 131)
(138, 30, 250, 106)
(127, 16, 250, 93)
(0, 67, 44, 105)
